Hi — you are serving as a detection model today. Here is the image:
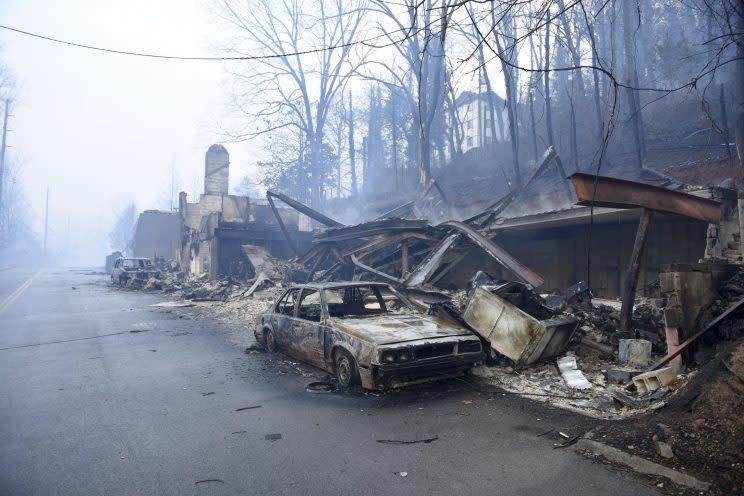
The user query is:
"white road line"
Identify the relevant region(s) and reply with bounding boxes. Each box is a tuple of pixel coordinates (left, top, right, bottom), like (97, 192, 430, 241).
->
(0, 269, 42, 315)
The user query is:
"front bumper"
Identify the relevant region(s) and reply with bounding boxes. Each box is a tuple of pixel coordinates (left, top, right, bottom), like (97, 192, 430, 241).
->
(362, 351, 485, 389)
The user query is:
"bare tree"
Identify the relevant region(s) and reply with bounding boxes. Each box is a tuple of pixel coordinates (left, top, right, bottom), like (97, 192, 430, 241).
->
(364, 0, 452, 188)
(218, 0, 367, 206)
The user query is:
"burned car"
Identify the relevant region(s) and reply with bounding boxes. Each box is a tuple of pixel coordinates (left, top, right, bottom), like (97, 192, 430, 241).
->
(255, 282, 484, 389)
(110, 257, 161, 286)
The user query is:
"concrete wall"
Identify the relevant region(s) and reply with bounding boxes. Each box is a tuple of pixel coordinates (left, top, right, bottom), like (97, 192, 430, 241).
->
(131, 210, 181, 261)
(221, 195, 250, 223)
(181, 194, 223, 230)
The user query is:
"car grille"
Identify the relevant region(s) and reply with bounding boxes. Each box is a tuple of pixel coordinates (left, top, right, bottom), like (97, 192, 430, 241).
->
(414, 343, 454, 359)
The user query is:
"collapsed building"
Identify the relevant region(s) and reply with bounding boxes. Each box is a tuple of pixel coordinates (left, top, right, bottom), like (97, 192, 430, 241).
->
(176, 144, 311, 279)
(259, 148, 744, 384)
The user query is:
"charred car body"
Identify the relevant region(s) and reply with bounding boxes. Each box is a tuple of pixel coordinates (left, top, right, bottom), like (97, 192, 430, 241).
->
(110, 257, 161, 286)
(256, 282, 484, 389)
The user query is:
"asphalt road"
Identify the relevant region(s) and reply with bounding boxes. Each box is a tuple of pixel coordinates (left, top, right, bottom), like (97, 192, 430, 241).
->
(0, 268, 660, 496)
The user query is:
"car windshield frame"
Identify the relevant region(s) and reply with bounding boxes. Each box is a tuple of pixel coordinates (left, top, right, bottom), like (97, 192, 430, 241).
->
(322, 284, 416, 319)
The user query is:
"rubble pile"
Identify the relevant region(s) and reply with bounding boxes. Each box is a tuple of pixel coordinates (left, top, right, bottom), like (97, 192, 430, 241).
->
(708, 270, 744, 342)
(129, 180, 742, 402)
(574, 301, 665, 353)
(594, 338, 744, 494)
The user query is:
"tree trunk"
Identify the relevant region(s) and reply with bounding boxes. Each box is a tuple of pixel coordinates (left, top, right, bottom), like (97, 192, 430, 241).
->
(348, 93, 357, 196)
(556, 0, 586, 98)
(309, 132, 323, 207)
(418, 127, 431, 187)
(720, 84, 733, 162)
(528, 34, 540, 161)
(735, 5, 744, 164)
(569, 92, 578, 168)
(493, 13, 521, 185)
(591, 47, 604, 151)
(529, 91, 539, 162)
(391, 94, 399, 189)
(544, 8, 555, 146)
(621, 0, 645, 170)
(362, 136, 368, 194)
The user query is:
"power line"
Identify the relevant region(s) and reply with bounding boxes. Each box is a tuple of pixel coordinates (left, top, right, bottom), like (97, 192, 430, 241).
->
(0, 18, 435, 62)
(0, 23, 361, 61)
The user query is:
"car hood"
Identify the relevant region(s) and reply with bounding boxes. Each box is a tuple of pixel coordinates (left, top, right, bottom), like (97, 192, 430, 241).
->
(330, 314, 473, 345)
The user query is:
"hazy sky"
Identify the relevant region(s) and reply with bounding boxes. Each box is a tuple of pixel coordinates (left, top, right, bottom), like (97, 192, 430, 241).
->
(0, 0, 259, 263)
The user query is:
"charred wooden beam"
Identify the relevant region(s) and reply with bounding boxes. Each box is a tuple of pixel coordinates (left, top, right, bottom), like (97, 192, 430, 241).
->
(404, 234, 460, 287)
(401, 239, 409, 275)
(619, 208, 654, 333)
(314, 219, 428, 243)
(266, 192, 300, 257)
(375, 200, 415, 221)
(465, 146, 559, 227)
(350, 254, 404, 285)
(266, 191, 344, 227)
(439, 221, 545, 287)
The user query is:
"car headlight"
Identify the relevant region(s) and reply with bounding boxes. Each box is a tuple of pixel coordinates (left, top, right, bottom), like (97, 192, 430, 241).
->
(397, 350, 412, 362)
(382, 351, 396, 363)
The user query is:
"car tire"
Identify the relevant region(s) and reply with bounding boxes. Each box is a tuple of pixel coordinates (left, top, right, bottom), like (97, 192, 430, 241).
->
(265, 329, 278, 352)
(334, 349, 359, 388)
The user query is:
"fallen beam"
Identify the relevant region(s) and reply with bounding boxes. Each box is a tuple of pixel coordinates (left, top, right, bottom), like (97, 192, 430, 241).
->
(314, 219, 428, 242)
(404, 234, 460, 287)
(439, 221, 545, 287)
(569, 173, 721, 223)
(266, 192, 301, 257)
(350, 254, 403, 285)
(266, 191, 343, 228)
(465, 146, 558, 227)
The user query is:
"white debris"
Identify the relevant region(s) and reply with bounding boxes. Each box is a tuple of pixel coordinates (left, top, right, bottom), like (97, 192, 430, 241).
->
(557, 356, 593, 390)
(151, 301, 196, 308)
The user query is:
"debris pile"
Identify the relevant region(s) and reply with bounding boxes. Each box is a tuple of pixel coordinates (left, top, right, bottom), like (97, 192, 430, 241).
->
(132, 166, 741, 409)
(593, 338, 744, 494)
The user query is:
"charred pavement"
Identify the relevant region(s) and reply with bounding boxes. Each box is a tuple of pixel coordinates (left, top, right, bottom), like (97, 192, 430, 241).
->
(0, 268, 660, 496)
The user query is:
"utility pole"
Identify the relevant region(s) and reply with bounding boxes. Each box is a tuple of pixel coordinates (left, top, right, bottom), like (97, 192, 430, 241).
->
(44, 188, 49, 254)
(0, 100, 10, 218)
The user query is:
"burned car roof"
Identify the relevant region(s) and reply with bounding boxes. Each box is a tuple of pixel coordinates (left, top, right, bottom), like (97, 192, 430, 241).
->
(286, 281, 391, 290)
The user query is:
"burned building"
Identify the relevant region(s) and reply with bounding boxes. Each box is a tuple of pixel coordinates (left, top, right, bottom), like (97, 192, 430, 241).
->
(315, 150, 741, 303)
(178, 144, 311, 279)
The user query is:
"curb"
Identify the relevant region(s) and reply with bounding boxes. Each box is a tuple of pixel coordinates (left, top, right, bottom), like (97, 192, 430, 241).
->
(574, 438, 712, 492)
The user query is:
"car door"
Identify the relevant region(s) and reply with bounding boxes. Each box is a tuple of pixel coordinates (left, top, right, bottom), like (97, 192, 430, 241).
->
(288, 289, 325, 367)
(272, 288, 300, 349)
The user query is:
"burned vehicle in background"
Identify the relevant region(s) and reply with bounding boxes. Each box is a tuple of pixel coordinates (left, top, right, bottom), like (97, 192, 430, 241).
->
(110, 257, 161, 286)
(255, 282, 484, 389)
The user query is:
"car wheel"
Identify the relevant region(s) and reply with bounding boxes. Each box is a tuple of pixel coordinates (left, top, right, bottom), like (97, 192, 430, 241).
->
(334, 349, 358, 388)
(265, 329, 278, 352)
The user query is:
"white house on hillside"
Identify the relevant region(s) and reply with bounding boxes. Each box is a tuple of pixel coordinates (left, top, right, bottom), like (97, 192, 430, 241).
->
(455, 90, 509, 153)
